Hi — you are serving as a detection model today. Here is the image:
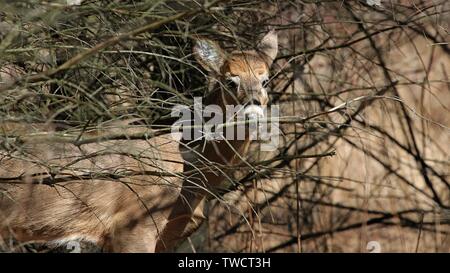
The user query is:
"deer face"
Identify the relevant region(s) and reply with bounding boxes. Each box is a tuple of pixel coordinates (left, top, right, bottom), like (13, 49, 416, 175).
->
(193, 30, 278, 120)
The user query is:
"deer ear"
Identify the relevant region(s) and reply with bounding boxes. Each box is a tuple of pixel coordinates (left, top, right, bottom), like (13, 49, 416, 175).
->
(257, 30, 278, 66)
(193, 39, 225, 74)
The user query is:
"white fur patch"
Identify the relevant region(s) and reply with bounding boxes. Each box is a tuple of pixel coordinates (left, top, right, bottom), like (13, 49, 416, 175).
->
(47, 234, 100, 252)
(244, 105, 264, 120)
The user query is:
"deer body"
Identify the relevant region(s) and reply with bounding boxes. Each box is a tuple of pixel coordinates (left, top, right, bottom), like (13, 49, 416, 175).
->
(0, 125, 185, 252)
(0, 31, 278, 252)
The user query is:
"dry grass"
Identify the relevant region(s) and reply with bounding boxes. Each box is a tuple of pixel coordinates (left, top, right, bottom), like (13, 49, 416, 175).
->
(1, 0, 449, 252)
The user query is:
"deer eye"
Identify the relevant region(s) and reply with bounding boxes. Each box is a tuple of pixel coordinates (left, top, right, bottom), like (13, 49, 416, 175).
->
(225, 79, 237, 90)
(225, 76, 240, 89)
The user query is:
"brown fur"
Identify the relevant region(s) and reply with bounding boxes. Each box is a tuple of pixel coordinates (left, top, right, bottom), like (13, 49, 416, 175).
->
(0, 31, 278, 252)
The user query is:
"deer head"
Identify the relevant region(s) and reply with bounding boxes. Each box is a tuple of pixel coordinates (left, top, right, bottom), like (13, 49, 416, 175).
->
(193, 30, 278, 120)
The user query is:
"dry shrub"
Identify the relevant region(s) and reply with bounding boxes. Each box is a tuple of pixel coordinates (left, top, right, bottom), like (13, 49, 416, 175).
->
(0, 0, 449, 252)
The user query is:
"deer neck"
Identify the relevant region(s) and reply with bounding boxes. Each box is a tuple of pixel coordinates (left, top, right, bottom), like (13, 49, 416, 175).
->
(156, 86, 253, 252)
(180, 85, 252, 183)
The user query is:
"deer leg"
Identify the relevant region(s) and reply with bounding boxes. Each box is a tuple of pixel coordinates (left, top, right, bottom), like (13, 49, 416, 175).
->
(154, 184, 206, 252)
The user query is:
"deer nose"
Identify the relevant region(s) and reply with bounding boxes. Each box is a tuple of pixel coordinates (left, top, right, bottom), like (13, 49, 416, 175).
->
(249, 99, 261, 106)
(244, 99, 264, 121)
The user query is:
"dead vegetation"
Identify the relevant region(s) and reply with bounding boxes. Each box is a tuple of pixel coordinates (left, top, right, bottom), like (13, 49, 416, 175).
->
(0, 0, 449, 252)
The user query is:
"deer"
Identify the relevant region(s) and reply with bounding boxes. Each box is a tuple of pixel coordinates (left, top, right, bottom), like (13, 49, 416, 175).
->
(0, 30, 278, 252)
